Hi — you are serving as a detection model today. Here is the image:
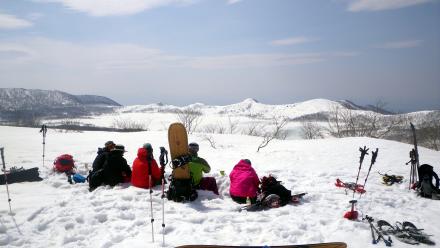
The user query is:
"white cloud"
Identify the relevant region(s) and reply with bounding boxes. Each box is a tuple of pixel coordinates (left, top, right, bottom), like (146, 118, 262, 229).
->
(348, 0, 432, 12)
(270, 36, 317, 46)
(375, 40, 423, 49)
(0, 13, 33, 29)
(0, 38, 356, 72)
(33, 0, 195, 16)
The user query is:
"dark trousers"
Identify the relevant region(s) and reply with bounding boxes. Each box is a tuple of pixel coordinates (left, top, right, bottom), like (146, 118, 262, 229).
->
(196, 177, 219, 195)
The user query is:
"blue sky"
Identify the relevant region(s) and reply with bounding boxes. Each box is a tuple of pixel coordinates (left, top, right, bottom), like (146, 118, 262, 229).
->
(0, 0, 439, 112)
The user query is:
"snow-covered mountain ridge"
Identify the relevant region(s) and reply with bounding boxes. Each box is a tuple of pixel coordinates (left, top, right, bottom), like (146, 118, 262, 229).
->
(0, 88, 121, 111)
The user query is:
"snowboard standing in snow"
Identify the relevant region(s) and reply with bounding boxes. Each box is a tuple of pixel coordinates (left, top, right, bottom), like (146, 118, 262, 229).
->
(166, 122, 197, 202)
(175, 242, 347, 248)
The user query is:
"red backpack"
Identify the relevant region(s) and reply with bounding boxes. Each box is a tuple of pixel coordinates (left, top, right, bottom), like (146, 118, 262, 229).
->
(53, 154, 75, 172)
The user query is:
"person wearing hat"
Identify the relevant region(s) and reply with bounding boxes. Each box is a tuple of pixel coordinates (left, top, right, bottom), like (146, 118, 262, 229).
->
(131, 143, 161, 189)
(188, 142, 219, 195)
(102, 144, 132, 187)
(92, 141, 115, 172)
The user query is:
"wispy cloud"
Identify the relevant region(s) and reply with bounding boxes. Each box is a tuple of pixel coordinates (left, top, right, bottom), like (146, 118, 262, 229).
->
(0, 13, 33, 29)
(33, 0, 196, 16)
(227, 0, 243, 4)
(27, 12, 45, 21)
(348, 0, 432, 12)
(375, 40, 423, 49)
(0, 38, 356, 71)
(270, 36, 317, 46)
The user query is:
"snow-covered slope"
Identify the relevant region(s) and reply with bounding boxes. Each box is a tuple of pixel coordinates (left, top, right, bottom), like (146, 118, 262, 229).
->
(0, 126, 439, 248)
(116, 98, 353, 120)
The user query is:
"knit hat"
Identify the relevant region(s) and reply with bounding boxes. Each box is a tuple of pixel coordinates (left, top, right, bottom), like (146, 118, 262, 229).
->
(114, 144, 126, 152)
(143, 143, 153, 153)
(189, 142, 199, 153)
(105, 141, 115, 147)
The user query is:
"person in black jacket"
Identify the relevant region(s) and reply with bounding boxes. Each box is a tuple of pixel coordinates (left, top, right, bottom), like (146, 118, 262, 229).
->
(92, 141, 115, 172)
(102, 145, 132, 187)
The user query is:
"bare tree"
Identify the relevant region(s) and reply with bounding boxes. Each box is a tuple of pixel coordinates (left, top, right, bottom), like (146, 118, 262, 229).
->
(418, 112, 440, 151)
(257, 116, 288, 152)
(242, 122, 264, 136)
(326, 103, 406, 139)
(112, 117, 150, 131)
(228, 116, 239, 134)
(326, 104, 343, 137)
(176, 108, 203, 134)
(203, 135, 217, 149)
(301, 121, 324, 139)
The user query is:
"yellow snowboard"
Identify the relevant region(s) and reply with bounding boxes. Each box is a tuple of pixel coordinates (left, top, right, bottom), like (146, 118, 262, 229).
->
(168, 123, 191, 179)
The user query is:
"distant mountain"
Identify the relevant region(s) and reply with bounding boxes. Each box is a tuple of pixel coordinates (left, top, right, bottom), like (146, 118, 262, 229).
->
(0, 88, 120, 111)
(117, 98, 377, 121)
(337, 100, 394, 115)
(0, 88, 120, 123)
(74, 95, 121, 106)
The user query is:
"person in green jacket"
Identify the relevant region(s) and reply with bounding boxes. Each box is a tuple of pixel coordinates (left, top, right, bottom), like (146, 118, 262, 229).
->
(188, 142, 219, 195)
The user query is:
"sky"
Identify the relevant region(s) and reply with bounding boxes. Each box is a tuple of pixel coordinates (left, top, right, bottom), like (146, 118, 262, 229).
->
(0, 0, 439, 112)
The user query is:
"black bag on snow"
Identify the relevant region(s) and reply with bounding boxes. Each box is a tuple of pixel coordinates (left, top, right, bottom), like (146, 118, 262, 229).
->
(166, 178, 198, 202)
(261, 175, 292, 206)
(88, 169, 104, 191)
(417, 164, 440, 198)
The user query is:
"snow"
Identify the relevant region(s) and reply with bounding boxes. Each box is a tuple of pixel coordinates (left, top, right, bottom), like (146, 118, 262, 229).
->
(0, 121, 440, 247)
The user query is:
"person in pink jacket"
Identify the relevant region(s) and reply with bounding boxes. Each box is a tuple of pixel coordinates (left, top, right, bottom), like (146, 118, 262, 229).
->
(229, 159, 260, 204)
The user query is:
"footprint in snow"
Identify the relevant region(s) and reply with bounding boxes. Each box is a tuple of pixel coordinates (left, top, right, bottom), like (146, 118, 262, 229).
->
(75, 216, 85, 224)
(95, 213, 108, 223)
(64, 222, 75, 230)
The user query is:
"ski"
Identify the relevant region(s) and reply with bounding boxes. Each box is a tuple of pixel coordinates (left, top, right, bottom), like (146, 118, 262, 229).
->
(175, 242, 347, 248)
(407, 123, 420, 189)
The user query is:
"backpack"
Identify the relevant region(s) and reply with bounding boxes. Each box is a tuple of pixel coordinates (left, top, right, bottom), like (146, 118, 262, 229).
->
(417, 164, 440, 198)
(261, 175, 291, 205)
(88, 169, 104, 191)
(53, 154, 75, 173)
(166, 178, 198, 202)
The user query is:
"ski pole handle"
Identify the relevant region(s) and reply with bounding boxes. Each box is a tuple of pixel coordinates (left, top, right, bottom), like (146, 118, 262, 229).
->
(359, 146, 369, 164)
(371, 148, 378, 165)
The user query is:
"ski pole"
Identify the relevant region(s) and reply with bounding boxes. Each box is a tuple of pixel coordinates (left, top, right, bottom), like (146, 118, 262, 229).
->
(159, 147, 168, 247)
(1, 148, 13, 214)
(39, 125, 47, 167)
(360, 148, 378, 199)
(353, 146, 369, 198)
(147, 152, 155, 243)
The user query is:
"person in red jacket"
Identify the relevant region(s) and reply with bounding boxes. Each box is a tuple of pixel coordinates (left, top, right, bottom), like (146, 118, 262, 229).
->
(131, 143, 161, 189)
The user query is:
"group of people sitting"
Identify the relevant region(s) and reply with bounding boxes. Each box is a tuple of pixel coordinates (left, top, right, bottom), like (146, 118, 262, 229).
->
(89, 140, 300, 209)
(89, 141, 219, 195)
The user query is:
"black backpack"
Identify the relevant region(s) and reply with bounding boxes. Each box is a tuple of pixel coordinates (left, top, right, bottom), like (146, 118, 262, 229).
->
(166, 178, 198, 202)
(261, 175, 291, 206)
(88, 169, 104, 191)
(417, 164, 440, 198)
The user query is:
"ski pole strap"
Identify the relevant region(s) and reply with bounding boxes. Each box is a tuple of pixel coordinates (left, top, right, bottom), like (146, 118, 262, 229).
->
(359, 146, 369, 164)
